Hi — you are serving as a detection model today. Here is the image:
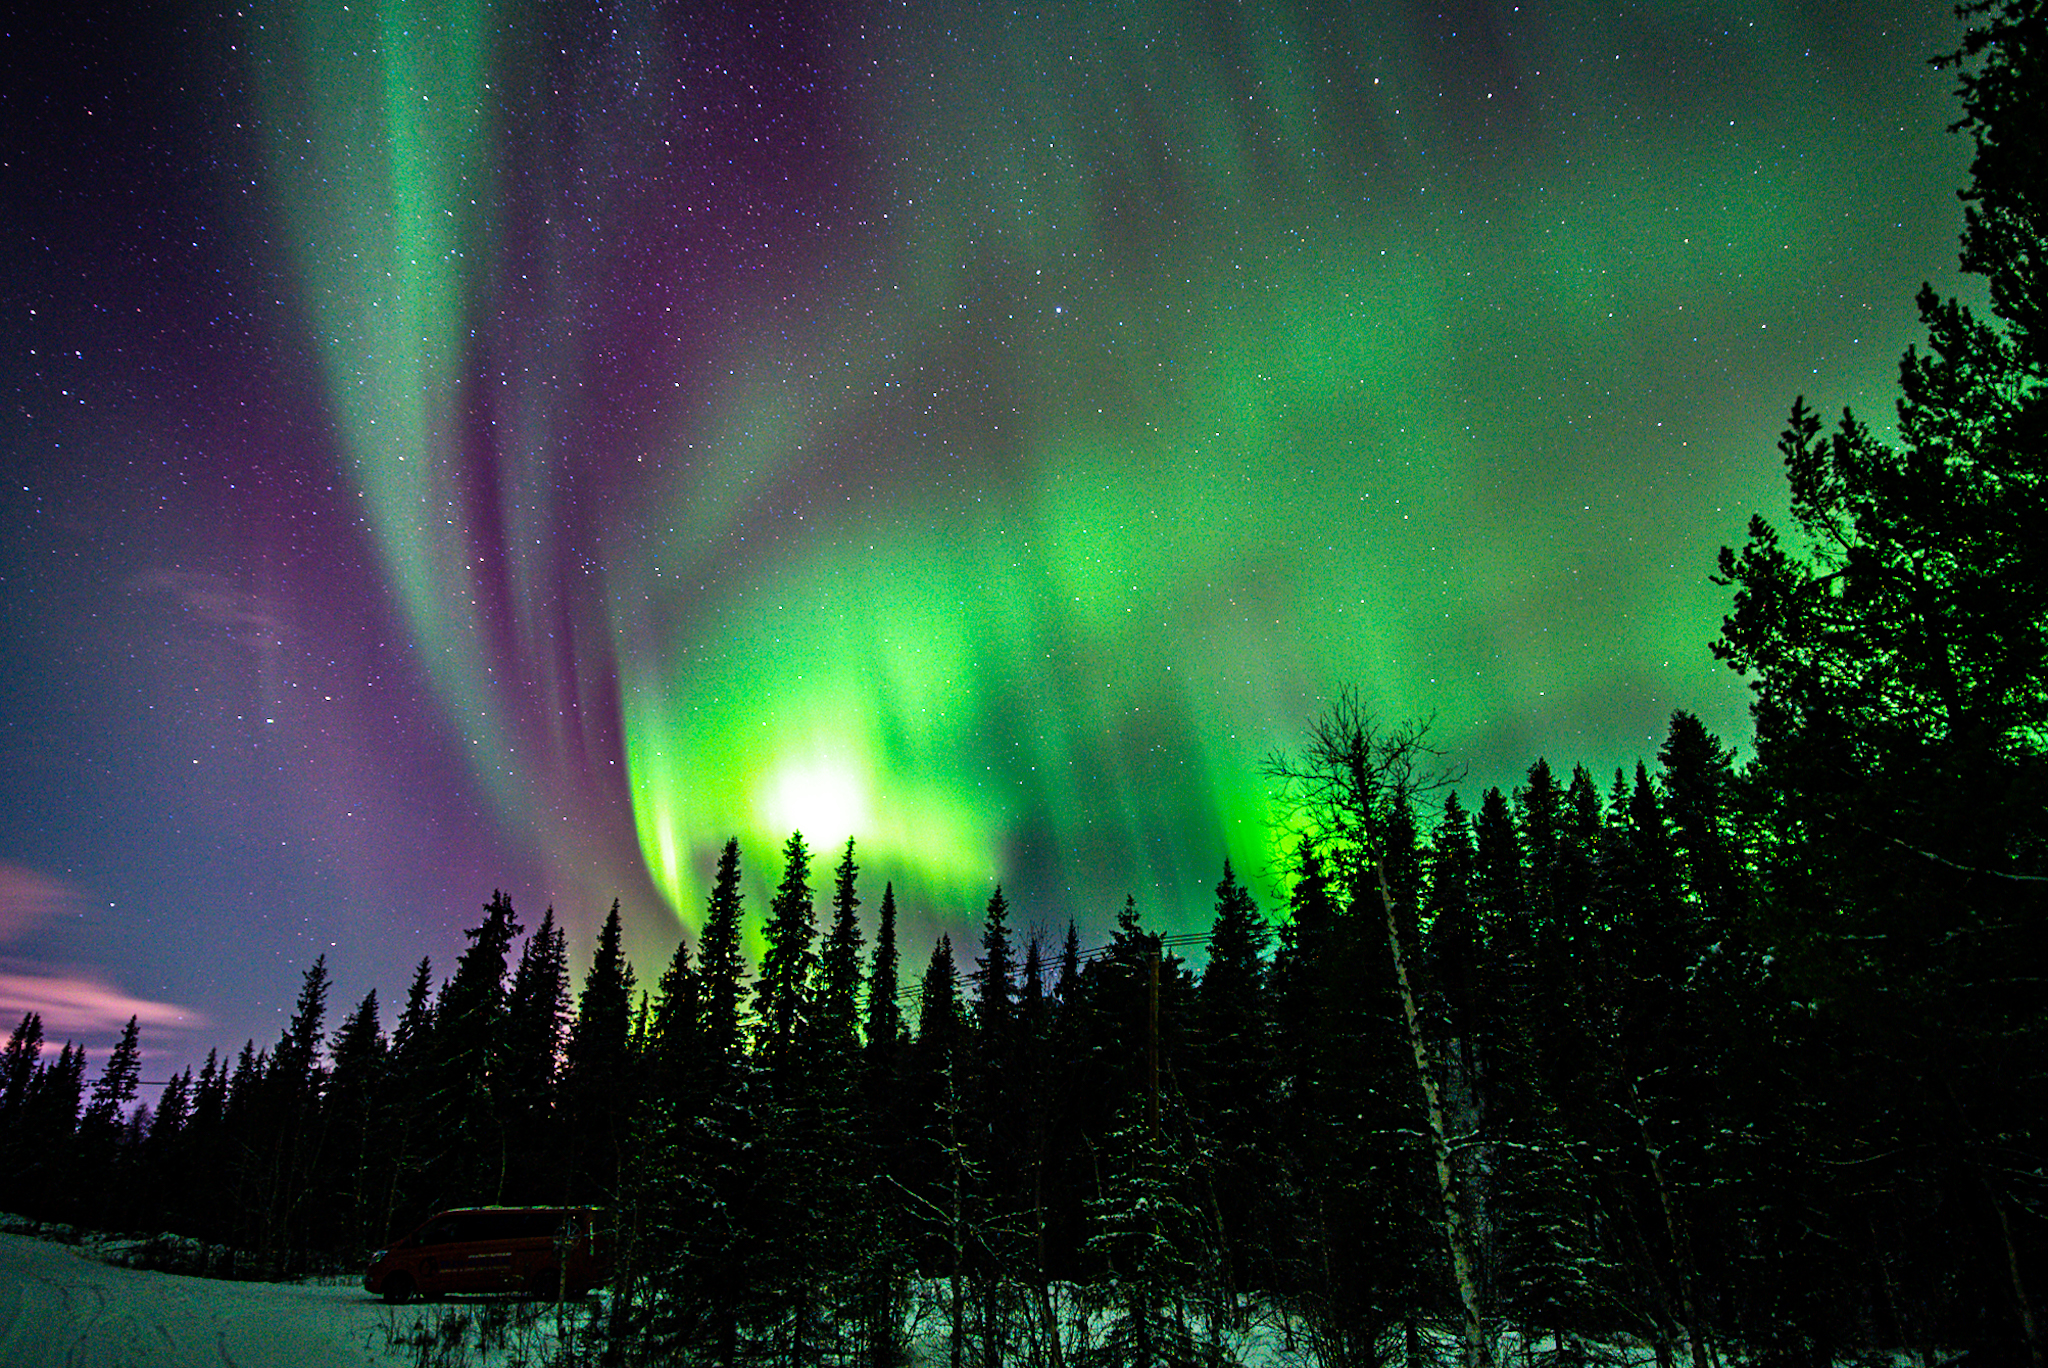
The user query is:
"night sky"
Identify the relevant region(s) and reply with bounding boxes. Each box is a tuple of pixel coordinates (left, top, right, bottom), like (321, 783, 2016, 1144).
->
(0, 1, 1973, 1082)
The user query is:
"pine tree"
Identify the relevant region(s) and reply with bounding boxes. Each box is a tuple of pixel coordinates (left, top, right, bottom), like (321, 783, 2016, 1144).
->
(228, 958, 333, 1274)
(82, 1015, 142, 1137)
(79, 1015, 143, 1223)
(16, 1042, 85, 1218)
(1192, 859, 1272, 1310)
(0, 1012, 40, 1122)
(323, 989, 387, 1254)
(755, 832, 817, 1074)
(501, 907, 570, 1199)
(818, 838, 867, 1070)
(378, 957, 436, 1236)
(864, 881, 904, 1075)
(700, 837, 749, 1072)
(965, 887, 1022, 1368)
(911, 934, 969, 1359)
(565, 899, 638, 1203)
(431, 892, 522, 1203)
(1709, 5, 2047, 1354)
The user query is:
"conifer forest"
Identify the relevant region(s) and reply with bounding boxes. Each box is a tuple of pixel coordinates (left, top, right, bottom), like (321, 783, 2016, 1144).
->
(2, 3, 2043, 1365)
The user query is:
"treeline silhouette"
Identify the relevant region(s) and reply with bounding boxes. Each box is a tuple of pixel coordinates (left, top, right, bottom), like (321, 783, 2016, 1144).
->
(0, 691, 2037, 1367)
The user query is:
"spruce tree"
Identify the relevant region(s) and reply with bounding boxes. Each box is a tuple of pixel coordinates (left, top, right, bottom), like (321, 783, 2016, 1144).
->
(966, 887, 1022, 1368)
(565, 899, 638, 1203)
(1193, 859, 1272, 1309)
(650, 843, 766, 1365)
(0, 1012, 40, 1121)
(647, 930, 700, 1091)
(910, 933, 968, 1349)
(818, 838, 867, 1070)
(1013, 930, 1063, 1352)
(432, 892, 522, 1203)
(179, 1049, 229, 1241)
(251, 958, 331, 1274)
(854, 880, 914, 1368)
(699, 837, 749, 1072)
(755, 832, 817, 1073)
(1588, 761, 1721, 1368)
(323, 989, 387, 1253)
(81, 1015, 142, 1138)
(1056, 922, 1082, 1000)
(1709, 5, 2047, 1352)
(77, 1017, 142, 1225)
(864, 880, 904, 1074)
(750, 835, 838, 1360)
(1422, 793, 1481, 1115)
(146, 1068, 191, 1162)
(18, 1042, 85, 1219)
(501, 907, 570, 1198)
(1081, 1085, 1208, 1368)
(378, 956, 436, 1236)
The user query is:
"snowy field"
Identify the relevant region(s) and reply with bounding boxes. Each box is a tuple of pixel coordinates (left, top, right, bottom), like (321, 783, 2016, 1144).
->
(0, 1226, 1693, 1368)
(0, 1224, 1320, 1368)
(0, 1231, 601, 1368)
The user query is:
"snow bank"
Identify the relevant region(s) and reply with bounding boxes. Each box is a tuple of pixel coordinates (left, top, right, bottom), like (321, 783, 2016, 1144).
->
(0, 1232, 592, 1368)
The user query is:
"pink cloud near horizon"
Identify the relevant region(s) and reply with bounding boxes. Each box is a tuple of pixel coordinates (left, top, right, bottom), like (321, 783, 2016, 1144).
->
(0, 861, 209, 1047)
(0, 972, 209, 1043)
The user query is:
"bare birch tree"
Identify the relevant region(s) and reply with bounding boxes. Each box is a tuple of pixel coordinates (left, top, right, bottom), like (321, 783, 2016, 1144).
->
(1268, 691, 1495, 1368)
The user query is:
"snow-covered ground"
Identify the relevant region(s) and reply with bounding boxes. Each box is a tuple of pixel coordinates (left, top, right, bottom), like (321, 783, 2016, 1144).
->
(0, 1225, 1688, 1368)
(0, 1231, 596, 1368)
(0, 1226, 1313, 1368)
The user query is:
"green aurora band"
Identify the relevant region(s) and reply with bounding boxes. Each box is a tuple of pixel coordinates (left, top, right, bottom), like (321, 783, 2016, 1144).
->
(246, 1, 1965, 946)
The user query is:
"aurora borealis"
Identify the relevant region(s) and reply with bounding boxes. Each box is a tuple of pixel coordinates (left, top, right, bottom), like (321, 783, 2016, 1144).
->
(1, 1, 1974, 1074)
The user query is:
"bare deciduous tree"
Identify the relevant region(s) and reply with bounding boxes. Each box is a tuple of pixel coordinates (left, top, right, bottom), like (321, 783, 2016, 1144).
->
(1268, 690, 1494, 1368)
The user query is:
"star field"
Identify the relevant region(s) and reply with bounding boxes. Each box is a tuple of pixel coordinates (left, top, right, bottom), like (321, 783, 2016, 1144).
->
(0, 0, 1973, 1075)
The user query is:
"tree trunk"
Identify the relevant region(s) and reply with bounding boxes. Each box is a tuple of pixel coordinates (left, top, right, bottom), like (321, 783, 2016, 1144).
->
(1631, 1091, 1712, 1368)
(950, 1075, 966, 1368)
(1371, 856, 1494, 1368)
(1987, 1175, 2046, 1368)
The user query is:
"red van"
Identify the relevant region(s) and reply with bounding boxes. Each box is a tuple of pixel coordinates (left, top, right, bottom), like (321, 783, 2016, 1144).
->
(364, 1206, 609, 1302)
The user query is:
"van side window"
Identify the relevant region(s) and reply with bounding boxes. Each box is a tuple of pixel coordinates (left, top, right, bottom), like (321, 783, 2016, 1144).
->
(475, 1212, 518, 1241)
(414, 1216, 461, 1246)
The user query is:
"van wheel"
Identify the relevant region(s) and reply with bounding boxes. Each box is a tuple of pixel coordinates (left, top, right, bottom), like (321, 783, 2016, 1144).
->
(382, 1273, 416, 1305)
(527, 1269, 560, 1301)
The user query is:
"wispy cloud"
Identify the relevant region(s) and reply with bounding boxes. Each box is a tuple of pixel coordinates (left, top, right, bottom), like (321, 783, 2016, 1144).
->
(127, 568, 288, 648)
(0, 861, 209, 1044)
(0, 972, 205, 1039)
(0, 861, 78, 942)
